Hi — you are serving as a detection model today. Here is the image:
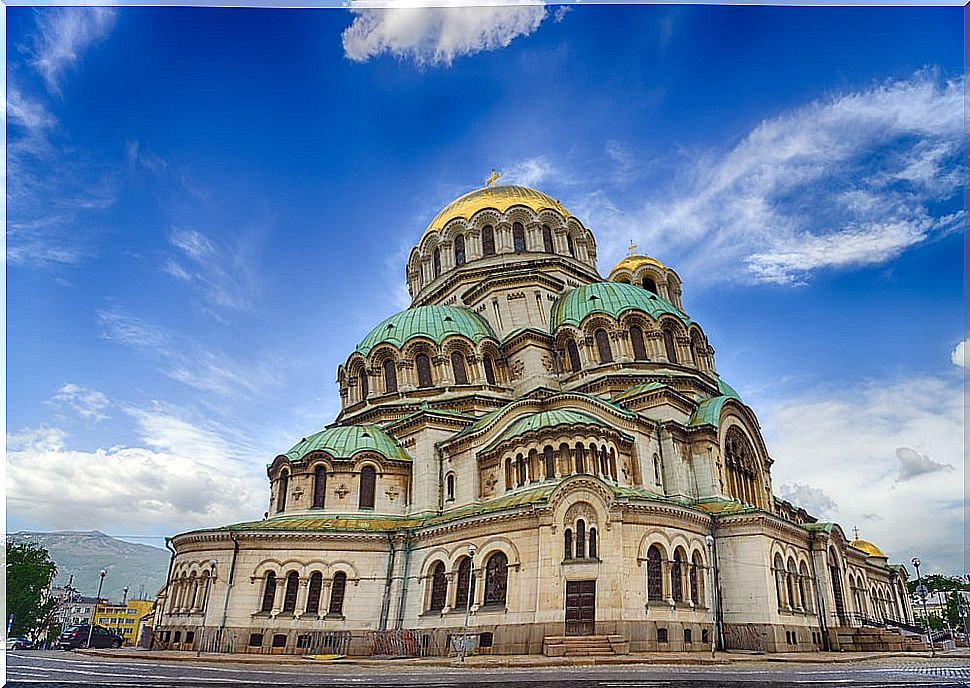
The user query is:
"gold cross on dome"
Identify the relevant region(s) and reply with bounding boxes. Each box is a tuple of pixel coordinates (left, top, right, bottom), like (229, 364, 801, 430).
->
(485, 169, 502, 188)
(628, 240, 638, 256)
(853, 526, 860, 540)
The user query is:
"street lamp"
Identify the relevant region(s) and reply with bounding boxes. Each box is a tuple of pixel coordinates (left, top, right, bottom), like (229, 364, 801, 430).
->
(911, 557, 934, 657)
(459, 543, 477, 663)
(705, 534, 717, 659)
(122, 586, 129, 605)
(86, 569, 107, 649)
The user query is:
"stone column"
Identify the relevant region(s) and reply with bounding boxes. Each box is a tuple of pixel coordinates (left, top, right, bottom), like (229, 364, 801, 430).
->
(294, 578, 310, 620)
(271, 579, 286, 617)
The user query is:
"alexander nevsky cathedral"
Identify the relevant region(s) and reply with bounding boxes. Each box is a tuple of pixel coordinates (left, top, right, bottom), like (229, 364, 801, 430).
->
(157, 181, 918, 656)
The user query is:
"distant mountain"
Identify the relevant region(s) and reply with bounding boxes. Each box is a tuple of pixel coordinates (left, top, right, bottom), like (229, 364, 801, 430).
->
(8, 531, 170, 602)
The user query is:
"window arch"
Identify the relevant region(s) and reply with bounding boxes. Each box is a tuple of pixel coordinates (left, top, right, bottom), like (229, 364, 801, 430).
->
(429, 562, 447, 611)
(454, 234, 466, 267)
(671, 549, 685, 603)
(662, 327, 677, 363)
(774, 554, 786, 608)
(594, 328, 613, 364)
(725, 427, 760, 507)
(575, 444, 586, 474)
(653, 454, 662, 486)
(564, 529, 573, 560)
(451, 351, 468, 385)
(312, 465, 327, 509)
(483, 354, 496, 385)
(282, 571, 299, 613)
(416, 353, 433, 388)
(542, 225, 554, 253)
(691, 551, 704, 604)
(798, 562, 811, 613)
(643, 276, 658, 294)
(589, 527, 598, 558)
(456, 557, 475, 610)
(276, 471, 289, 513)
(306, 572, 323, 615)
(383, 359, 398, 394)
(566, 233, 576, 257)
(515, 453, 526, 486)
(329, 572, 347, 615)
(446, 472, 455, 501)
(484, 552, 508, 606)
(260, 571, 276, 612)
(630, 325, 648, 361)
(566, 339, 582, 373)
(787, 558, 797, 609)
(432, 247, 441, 278)
(512, 222, 526, 253)
(690, 331, 705, 369)
(358, 368, 369, 400)
(482, 225, 495, 256)
(543, 446, 555, 480)
(575, 519, 586, 558)
(647, 545, 663, 602)
(359, 465, 376, 510)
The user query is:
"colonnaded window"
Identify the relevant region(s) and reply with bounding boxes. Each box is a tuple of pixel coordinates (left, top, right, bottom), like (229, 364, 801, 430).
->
(429, 562, 447, 611)
(446, 473, 455, 501)
(662, 328, 677, 363)
(566, 339, 582, 373)
(647, 546, 663, 602)
(306, 572, 323, 615)
(774, 554, 786, 608)
(671, 550, 685, 602)
(282, 572, 299, 613)
(454, 234, 466, 267)
(595, 329, 613, 364)
(575, 444, 586, 474)
(643, 277, 658, 294)
(416, 354, 434, 388)
(589, 527, 598, 558)
(576, 519, 587, 558)
(630, 325, 648, 361)
(312, 466, 327, 508)
(482, 226, 495, 256)
(513, 223, 526, 253)
(484, 552, 508, 606)
(483, 355, 496, 385)
(690, 552, 703, 604)
(383, 359, 398, 393)
(564, 529, 573, 559)
(277, 471, 289, 513)
(329, 572, 347, 615)
(260, 572, 276, 612)
(724, 427, 760, 507)
(359, 368, 369, 399)
(451, 351, 468, 384)
(359, 466, 376, 510)
(542, 225, 554, 253)
(543, 446, 555, 479)
(433, 247, 441, 278)
(566, 233, 576, 257)
(456, 557, 475, 609)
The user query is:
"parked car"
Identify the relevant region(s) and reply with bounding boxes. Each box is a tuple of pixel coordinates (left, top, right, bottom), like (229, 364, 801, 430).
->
(5, 637, 35, 650)
(55, 625, 123, 650)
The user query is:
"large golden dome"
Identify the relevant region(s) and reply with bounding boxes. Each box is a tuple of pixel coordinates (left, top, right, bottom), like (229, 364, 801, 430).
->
(610, 253, 667, 274)
(850, 537, 887, 558)
(424, 185, 570, 237)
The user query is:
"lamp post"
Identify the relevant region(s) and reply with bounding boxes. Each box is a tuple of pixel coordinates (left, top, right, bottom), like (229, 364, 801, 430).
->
(459, 543, 477, 663)
(911, 557, 934, 657)
(86, 570, 107, 649)
(122, 586, 129, 605)
(705, 534, 717, 659)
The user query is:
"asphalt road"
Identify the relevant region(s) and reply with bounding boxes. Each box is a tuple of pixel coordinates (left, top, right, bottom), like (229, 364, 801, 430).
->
(6, 650, 970, 687)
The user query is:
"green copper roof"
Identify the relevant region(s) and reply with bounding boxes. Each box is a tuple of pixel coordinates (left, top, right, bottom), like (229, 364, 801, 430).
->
(356, 305, 497, 356)
(689, 396, 730, 428)
(550, 281, 690, 330)
(283, 425, 411, 462)
(612, 382, 667, 402)
(495, 409, 610, 445)
(718, 378, 741, 400)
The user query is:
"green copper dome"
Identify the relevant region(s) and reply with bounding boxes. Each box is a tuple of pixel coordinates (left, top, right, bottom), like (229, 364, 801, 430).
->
(356, 305, 497, 356)
(550, 281, 690, 330)
(283, 425, 411, 462)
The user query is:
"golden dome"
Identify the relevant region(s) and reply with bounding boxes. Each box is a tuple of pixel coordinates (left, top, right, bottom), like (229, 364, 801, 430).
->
(610, 254, 667, 275)
(423, 185, 570, 237)
(850, 538, 887, 558)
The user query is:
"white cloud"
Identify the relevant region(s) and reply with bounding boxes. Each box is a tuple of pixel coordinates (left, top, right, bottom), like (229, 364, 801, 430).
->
(763, 374, 964, 574)
(342, 1, 547, 66)
(6, 86, 57, 133)
(163, 226, 259, 313)
(30, 7, 117, 95)
(49, 383, 111, 422)
(6, 406, 266, 533)
(501, 156, 556, 187)
(951, 338, 967, 368)
(579, 71, 962, 286)
(777, 482, 838, 519)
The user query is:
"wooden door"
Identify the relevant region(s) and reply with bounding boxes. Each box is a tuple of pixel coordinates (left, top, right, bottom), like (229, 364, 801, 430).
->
(565, 580, 596, 636)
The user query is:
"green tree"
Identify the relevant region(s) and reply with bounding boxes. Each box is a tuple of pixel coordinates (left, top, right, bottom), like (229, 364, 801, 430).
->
(908, 574, 969, 630)
(6, 542, 58, 640)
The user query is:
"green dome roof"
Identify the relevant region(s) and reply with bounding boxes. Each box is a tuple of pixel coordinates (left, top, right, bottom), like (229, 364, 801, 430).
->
(550, 281, 690, 330)
(356, 305, 497, 356)
(283, 425, 411, 462)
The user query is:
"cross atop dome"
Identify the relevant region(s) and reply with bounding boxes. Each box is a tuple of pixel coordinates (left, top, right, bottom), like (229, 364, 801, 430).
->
(485, 169, 502, 188)
(628, 240, 638, 256)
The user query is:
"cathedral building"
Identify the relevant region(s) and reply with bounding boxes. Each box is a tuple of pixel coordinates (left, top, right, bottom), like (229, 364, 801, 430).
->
(157, 183, 916, 656)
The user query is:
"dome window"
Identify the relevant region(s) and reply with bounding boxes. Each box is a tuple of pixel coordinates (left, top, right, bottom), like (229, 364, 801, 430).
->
(451, 351, 469, 385)
(359, 466, 376, 510)
(542, 225, 554, 253)
(383, 359, 398, 393)
(454, 235, 466, 267)
(594, 329, 613, 364)
(630, 326, 648, 361)
(643, 277, 658, 294)
(566, 340, 582, 373)
(416, 354, 434, 388)
(483, 354, 496, 385)
(444, 316, 453, 322)
(482, 226, 495, 256)
(432, 247, 441, 278)
(566, 234, 576, 257)
(513, 223, 526, 253)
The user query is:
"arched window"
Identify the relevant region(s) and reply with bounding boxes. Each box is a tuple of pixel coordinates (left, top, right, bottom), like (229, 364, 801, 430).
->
(566, 233, 576, 257)
(599, 446, 609, 476)
(576, 519, 586, 559)
(647, 546, 663, 602)
(671, 550, 685, 602)
(643, 277, 658, 294)
(429, 562, 447, 611)
(482, 226, 495, 256)
(383, 359, 397, 394)
(630, 325, 648, 361)
(662, 328, 677, 363)
(798, 563, 810, 613)
(725, 427, 759, 507)
(566, 339, 582, 373)
(690, 332, 704, 368)
(456, 557, 475, 610)
(575, 444, 586, 474)
(416, 353, 433, 388)
(482, 354, 496, 385)
(306, 572, 323, 615)
(774, 554, 786, 608)
(484, 552, 508, 606)
(543, 446, 555, 480)
(589, 527, 598, 558)
(451, 351, 468, 385)
(564, 529, 573, 560)
(692, 552, 704, 604)
(358, 368, 369, 400)
(276, 471, 289, 513)
(689, 557, 699, 603)
(260, 572, 276, 612)
(787, 559, 797, 609)
(595, 329, 613, 364)
(542, 225, 554, 253)
(312, 465, 327, 509)
(504, 457, 512, 490)
(454, 234, 466, 267)
(282, 571, 299, 613)
(432, 247, 441, 278)
(446, 473, 455, 501)
(653, 454, 662, 486)
(359, 465, 376, 510)
(516, 454, 526, 486)
(512, 223, 526, 253)
(329, 572, 347, 615)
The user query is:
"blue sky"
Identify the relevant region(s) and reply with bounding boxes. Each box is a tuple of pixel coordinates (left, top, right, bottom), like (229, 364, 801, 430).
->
(5, 5, 964, 574)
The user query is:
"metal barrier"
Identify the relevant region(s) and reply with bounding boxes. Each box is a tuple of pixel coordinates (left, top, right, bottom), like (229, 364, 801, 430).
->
(193, 627, 352, 655)
(369, 629, 443, 657)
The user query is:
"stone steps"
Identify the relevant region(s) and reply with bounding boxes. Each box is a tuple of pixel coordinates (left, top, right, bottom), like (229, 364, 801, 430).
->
(543, 634, 629, 657)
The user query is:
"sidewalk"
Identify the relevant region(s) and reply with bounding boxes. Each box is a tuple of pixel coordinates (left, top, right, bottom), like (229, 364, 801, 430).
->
(77, 647, 970, 669)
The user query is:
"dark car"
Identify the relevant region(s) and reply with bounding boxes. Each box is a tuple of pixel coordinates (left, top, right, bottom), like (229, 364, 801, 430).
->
(5, 637, 35, 650)
(55, 625, 123, 650)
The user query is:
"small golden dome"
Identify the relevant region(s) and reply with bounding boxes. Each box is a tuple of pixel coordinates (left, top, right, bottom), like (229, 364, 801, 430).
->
(850, 538, 887, 558)
(423, 185, 570, 237)
(610, 254, 667, 275)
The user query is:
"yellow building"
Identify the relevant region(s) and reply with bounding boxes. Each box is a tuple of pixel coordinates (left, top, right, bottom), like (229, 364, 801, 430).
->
(93, 599, 154, 646)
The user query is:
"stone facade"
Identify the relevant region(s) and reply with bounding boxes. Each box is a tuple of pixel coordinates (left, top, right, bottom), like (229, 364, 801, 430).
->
(157, 184, 915, 656)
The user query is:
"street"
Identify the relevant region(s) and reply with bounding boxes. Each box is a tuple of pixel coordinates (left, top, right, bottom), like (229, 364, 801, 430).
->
(5, 651, 970, 687)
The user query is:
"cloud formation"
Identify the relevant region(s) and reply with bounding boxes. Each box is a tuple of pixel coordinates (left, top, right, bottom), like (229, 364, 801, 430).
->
(777, 482, 838, 519)
(894, 446, 954, 482)
(951, 338, 966, 368)
(164, 227, 259, 313)
(49, 383, 111, 422)
(30, 7, 117, 95)
(343, 1, 547, 66)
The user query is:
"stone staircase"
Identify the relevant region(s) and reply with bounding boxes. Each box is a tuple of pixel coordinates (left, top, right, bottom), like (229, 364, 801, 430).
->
(828, 626, 928, 652)
(543, 634, 629, 657)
